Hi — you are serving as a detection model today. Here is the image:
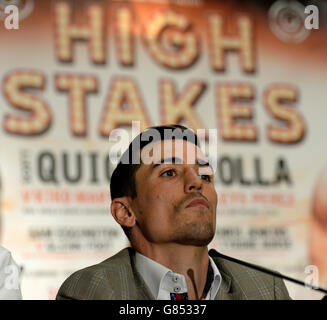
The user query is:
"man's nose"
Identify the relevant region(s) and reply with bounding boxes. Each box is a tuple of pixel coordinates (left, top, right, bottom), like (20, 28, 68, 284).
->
(184, 168, 203, 193)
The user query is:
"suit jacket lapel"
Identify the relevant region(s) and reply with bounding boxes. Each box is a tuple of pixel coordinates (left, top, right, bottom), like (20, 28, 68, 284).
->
(127, 247, 155, 300)
(211, 254, 247, 300)
(214, 269, 233, 300)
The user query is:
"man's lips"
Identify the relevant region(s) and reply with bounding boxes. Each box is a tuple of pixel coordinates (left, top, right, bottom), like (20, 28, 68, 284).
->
(185, 198, 209, 209)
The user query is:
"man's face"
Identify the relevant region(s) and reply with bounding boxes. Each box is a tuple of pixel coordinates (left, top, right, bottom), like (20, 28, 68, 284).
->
(129, 139, 218, 246)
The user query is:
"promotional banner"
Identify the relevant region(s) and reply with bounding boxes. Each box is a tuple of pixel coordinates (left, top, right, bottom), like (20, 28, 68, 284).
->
(0, 0, 326, 299)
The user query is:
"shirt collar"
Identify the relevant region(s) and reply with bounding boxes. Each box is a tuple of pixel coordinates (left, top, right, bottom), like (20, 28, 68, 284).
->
(135, 251, 221, 299)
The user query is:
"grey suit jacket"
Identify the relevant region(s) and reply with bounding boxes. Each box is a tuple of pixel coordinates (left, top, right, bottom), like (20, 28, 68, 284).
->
(56, 247, 291, 300)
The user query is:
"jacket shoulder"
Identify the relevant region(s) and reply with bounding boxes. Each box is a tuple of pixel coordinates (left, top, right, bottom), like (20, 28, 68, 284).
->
(213, 254, 291, 300)
(56, 248, 133, 300)
(0, 246, 11, 267)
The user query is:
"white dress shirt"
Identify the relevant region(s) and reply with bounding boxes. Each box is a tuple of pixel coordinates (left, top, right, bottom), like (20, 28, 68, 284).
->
(0, 246, 22, 300)
(135, 251, 221, 300)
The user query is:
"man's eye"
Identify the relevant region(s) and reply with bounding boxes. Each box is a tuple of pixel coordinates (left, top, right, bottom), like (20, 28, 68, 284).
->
(200, 174, 211, 182)
(161, 169, 176, 177)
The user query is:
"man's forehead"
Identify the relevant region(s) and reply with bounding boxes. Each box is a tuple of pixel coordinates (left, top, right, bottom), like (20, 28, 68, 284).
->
(141, 139, 207, 165)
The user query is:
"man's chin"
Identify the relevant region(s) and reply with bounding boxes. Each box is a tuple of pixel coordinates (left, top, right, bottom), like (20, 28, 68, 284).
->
(173, 223, 215, 246)
(176, 237, 214, 247)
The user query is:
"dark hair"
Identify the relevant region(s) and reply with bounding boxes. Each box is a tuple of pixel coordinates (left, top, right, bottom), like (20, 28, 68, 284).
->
(110, 124, 200, 239)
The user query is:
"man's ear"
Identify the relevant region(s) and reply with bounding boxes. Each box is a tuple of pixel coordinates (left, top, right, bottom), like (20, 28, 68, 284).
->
(111, 197, 136, 228)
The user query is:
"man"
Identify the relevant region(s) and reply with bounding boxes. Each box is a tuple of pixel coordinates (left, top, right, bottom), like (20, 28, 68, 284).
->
(56, 124, 290, 300)
(310, 168, 327, 287)
(0, 178, 22, 299)
(0, 246, 22, 299)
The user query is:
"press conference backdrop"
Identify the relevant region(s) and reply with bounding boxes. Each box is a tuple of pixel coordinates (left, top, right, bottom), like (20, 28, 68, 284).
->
(0, 0, 326, 299)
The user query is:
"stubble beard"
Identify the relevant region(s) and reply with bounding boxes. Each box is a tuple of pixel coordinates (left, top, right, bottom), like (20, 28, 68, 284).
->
(172, 210, 216, 246)
(171, 195, 216, 246)
(173, 222, 215, 246)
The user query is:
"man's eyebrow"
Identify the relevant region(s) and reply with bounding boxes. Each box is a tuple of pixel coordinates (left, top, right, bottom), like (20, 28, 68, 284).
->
(152, 157, 183, 170)
(196, 159, 214, 173)
(151, 157, 212, 170)
(196, 159, 210, 167)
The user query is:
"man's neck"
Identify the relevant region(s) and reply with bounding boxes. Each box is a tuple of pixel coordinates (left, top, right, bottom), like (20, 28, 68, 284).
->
(133, 243, 210, 300)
